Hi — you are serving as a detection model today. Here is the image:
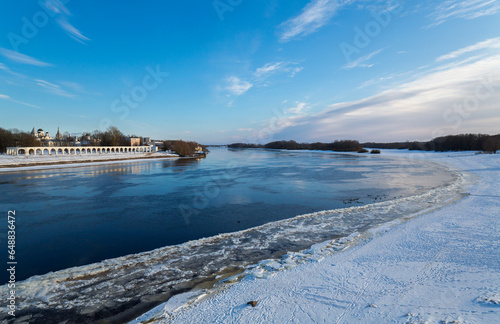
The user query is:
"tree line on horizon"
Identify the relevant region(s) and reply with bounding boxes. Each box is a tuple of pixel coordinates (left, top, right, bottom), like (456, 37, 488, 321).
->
(2, 127, 498, 155)
(363, 134, 500, 153)
(0, 128, 41, 152)
(162, 140, 205, 157)
(228, 140, 364, 152)
(228, 134, 500, 153)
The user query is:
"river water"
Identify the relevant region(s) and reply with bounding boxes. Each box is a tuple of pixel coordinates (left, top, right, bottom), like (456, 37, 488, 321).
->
(0, 148, 454, 284)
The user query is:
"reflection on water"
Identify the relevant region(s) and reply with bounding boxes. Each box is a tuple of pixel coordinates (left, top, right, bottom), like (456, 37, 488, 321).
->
(0, 148, 453, 283)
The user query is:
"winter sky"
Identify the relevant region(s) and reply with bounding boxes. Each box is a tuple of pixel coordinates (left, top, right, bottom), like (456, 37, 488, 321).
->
(1, 0, 499, 143)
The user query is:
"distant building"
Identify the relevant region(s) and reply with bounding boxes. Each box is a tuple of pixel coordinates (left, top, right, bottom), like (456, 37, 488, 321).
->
(128, 137, 140, 146)
(143, 137, 151, 144)
(29, 127, 71, 147)
(80, 134, 91, 146)
(55, 127, 63, 141)
(31, 127, 52, 141)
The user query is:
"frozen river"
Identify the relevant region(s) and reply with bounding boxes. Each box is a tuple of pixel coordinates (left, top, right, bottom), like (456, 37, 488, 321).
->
(0, 148, 455, 284)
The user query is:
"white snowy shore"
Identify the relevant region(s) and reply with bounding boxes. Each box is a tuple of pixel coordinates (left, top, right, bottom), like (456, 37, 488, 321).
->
(0, 152, 178, 172)
(134, 150, 500, 324)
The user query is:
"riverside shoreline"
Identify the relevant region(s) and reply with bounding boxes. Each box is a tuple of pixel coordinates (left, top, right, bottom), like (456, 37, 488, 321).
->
(136, 150, 500, 324)
(0, 149, 476, 324)
(0, 152, 207, 172)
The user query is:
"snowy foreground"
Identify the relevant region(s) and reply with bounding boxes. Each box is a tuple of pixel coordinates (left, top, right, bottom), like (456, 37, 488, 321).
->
(133, 151, 500, 324)
(0, 152, 178, 171)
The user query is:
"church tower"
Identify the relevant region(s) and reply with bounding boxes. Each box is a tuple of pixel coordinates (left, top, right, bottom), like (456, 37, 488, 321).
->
(56, 127, 63, 141)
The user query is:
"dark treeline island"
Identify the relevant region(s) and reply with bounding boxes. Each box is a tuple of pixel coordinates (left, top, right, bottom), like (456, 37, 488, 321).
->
(228, 134, 500, 154)
(162, 140, 206, 157)
(363, 133, 500, 153)
(229, 140, 380, 153)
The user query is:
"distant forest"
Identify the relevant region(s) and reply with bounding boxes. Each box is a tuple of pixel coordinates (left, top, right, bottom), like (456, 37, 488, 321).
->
(228, 134, 500, 154)
(163, 140, 205, 157)
(363, 134, 500, 153)
(228, 140, 364, 152)
(0, 128, 41, 152)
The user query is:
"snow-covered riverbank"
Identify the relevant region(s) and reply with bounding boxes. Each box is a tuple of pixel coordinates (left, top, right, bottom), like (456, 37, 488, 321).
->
(134, 150, 500, 324)
(0, 152, 179, 171)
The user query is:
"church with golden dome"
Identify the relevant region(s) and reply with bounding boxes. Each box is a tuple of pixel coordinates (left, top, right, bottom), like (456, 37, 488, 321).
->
(31, 127, 64, 145)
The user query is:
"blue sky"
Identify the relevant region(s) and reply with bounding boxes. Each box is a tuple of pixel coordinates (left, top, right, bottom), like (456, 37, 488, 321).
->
(1, 0, 499, 144)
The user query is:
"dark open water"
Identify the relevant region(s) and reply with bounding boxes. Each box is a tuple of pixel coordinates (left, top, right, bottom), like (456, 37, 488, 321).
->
(0, 148, 454, 284)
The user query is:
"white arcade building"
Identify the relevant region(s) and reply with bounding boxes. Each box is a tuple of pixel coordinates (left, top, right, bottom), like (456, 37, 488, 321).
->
(6, 146, 153, 156)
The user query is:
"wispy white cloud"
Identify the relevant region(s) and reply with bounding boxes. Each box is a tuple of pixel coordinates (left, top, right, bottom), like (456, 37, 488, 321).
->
(358, 38, 500, 90)
(0, 94, 41, 109)
(279, 0, 352, 42)
(344, 49, 383, 69)
(272, 52, 500, 142)
(254, 61, 303, 79)
(436, 37, 500, 61)
(255, 62, 285, 78)
(226, 76, 253, 96)
(0, 62, 26, 79)
(277, 0, 405, 42)
(223, 61, 303, 99)
(0, 61, 92, 99)
(43, 0, 90, 43)
(0, 48, 53, 67)
(289, 66, 304, 77)
(354, 0, 403, 13)
(428, 0, 500, 27)
(44, 0, 70, 15)
(59, 81, 99, 96)
(358, 71, 412, 89)
(286, 102, 310, 114)
(35, 79, 75, 98)
(248, 101, 311, 139)
(57, 18, 90, 43)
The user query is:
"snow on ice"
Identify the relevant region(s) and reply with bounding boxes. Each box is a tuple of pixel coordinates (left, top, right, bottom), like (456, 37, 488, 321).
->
(138, 151, 500, 324)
